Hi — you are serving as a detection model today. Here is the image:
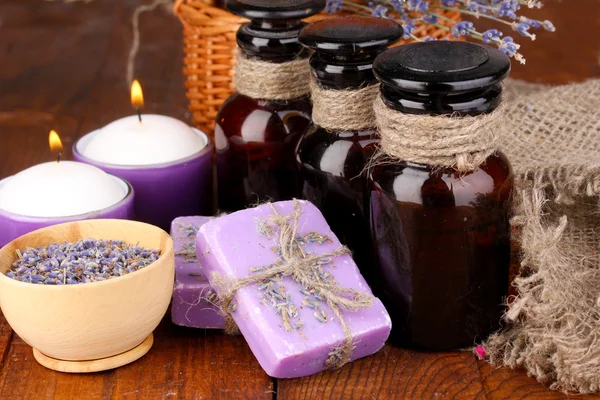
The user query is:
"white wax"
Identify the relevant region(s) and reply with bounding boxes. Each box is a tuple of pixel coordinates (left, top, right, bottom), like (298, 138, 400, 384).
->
(0, 161, 126, 218)
(78, 115, 207, 166)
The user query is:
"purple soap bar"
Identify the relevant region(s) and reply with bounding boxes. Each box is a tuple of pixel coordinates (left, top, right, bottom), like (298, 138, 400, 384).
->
(197, 200, 391, 378)
(170, 216, 225, 329)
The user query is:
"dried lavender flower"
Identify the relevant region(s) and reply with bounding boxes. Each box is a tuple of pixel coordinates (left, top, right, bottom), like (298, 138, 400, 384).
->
(326, 0, 556, 64)
(6, 239, 161, 285)
(175, 242, 198, 263)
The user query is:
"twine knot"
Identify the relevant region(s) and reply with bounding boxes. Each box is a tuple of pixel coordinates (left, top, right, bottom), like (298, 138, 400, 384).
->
(234, 51, 311, 100)
(211, 200, 374, 370)
(310, 77, 380, 131)
(374, 95, 506, 172)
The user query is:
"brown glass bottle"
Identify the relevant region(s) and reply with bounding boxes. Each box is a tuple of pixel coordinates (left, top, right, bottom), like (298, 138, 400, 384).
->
(215, 0, 324, 212)
(369, 42, 514, 350)
(296, 17, 403, 281)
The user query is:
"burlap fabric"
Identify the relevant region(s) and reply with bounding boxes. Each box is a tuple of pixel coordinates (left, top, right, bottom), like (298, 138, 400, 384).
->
(486, 79, 600, 394)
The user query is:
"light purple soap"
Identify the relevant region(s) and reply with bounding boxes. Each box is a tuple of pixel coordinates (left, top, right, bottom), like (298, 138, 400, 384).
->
(196, 200, 391, 378)
(170, 216, 225, 329)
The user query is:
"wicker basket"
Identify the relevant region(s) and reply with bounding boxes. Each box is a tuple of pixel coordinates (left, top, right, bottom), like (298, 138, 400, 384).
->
(174, 0, 461, 134)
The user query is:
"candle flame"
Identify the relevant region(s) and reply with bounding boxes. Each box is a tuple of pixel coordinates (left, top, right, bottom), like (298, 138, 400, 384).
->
(131, 79, 144, 110)
(49, 130, 63, 155)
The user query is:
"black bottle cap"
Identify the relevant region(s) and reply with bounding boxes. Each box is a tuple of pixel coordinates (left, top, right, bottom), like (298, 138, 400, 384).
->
(373, 41, 511, 114)
(300, 16, 404, 55)
(227, 0, 326, 20)
(227, 0, 326, 62)
(374, 41, 510, 93)
(300, 16, 403, 89)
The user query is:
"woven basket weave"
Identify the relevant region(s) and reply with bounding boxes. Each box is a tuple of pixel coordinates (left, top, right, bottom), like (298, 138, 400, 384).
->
(174, 0, 461, 134)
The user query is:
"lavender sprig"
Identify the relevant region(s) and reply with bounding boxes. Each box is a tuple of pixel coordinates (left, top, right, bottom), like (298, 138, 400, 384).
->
(6, 239, 161, 285)
(326, 0, 556, 64)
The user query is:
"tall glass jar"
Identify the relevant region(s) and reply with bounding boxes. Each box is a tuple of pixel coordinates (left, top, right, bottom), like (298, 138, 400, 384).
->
(215, 0, 325, 212)
(368, 42, 514, 350)
(296, 17, 403, 281)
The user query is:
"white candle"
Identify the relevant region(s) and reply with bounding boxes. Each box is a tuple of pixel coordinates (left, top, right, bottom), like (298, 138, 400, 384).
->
(0, 161, 126, 218)
(77, 115, 207, 166)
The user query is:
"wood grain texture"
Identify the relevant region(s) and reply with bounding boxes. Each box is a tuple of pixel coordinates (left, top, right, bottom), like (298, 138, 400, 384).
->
(471, 0, 600, 84)
(477, 361, 600, 400)
(0, 321, 272, 400)
(278, 346, 486, 400)
(0, 0, 599, 399)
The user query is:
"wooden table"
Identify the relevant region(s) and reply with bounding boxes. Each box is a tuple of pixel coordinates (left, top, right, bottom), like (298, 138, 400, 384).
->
(0, 1, 598, 398)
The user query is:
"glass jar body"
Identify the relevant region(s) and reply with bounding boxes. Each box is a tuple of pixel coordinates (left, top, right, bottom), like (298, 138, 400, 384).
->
(215, 93, 311, 212)
(297, 125, 379, 280)
(368, 152, 513, 350)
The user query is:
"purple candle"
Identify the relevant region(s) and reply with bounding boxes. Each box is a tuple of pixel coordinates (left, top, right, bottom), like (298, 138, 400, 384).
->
(0, 179, 134, 249)
(0, 130, 135, 248)
(196, 200, 391, 378)
(170, 216, 224, 329)
(72, 82, 213, 230)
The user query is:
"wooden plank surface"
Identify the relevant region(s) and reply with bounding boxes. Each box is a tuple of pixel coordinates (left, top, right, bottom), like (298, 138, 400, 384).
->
(278, 347, 486, 400)
(0, 0, 598, 399)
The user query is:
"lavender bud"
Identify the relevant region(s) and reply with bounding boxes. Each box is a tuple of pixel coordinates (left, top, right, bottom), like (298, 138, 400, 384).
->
(30, 274, 45, 283)
(16, 266, 29, 274)
(86, 262, 99, 269)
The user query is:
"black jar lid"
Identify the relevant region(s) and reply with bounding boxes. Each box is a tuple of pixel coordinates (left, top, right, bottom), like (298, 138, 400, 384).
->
(300, 16, 403, 89)
(227, 0, 325, 20)
(373, 41, 511, 93)
(227, 0, 325, 62)
(300, 16, 404, 55)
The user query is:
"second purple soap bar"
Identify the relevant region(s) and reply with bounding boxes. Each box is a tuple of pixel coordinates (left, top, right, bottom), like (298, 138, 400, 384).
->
(171, 216, 225, 329)
(197, 200, 391, 378)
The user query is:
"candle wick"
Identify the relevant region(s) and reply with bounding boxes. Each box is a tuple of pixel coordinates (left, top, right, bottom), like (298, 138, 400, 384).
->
(137, 109, 142, 123)
(57, 152, 62, 163)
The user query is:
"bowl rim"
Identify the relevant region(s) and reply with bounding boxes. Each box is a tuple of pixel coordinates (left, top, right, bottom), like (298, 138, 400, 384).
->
(0, 175, 134, 222)
(0, 219, 174, 290)
(73, 126, 213, 170)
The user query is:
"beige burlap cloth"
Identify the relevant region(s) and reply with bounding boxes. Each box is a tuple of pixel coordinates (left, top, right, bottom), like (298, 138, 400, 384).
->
(485, 79, 600, 394)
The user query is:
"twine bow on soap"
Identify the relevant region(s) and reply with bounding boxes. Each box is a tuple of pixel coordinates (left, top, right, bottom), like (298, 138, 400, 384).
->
(211, 200, 374, 370)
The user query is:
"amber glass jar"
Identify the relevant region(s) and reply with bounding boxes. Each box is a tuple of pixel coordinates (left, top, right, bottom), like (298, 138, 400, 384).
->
(368, 42, 514, 350)
(215, 0, 325, 212)
(296, 17, 403, 280)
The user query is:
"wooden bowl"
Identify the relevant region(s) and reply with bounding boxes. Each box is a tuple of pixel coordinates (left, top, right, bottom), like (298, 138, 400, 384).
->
(0, 219, 174, 372)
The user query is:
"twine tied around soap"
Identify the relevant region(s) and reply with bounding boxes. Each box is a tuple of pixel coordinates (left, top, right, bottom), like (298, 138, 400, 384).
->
(210, 200, 374, 370)
(234, 51, 311, 101)
(310, 77, 380, 131)
(373, 95, 507, 172)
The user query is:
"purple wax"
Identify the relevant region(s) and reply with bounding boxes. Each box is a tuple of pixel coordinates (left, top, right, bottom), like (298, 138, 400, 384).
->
(170, 216, 225, 329)
(197, 200, 391, 378)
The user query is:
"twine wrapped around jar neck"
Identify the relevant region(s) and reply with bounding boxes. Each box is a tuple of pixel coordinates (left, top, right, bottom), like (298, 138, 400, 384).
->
(373, 95, 507, 172)
(310, 77, 380, 131)
(234, 50, 311, 101)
